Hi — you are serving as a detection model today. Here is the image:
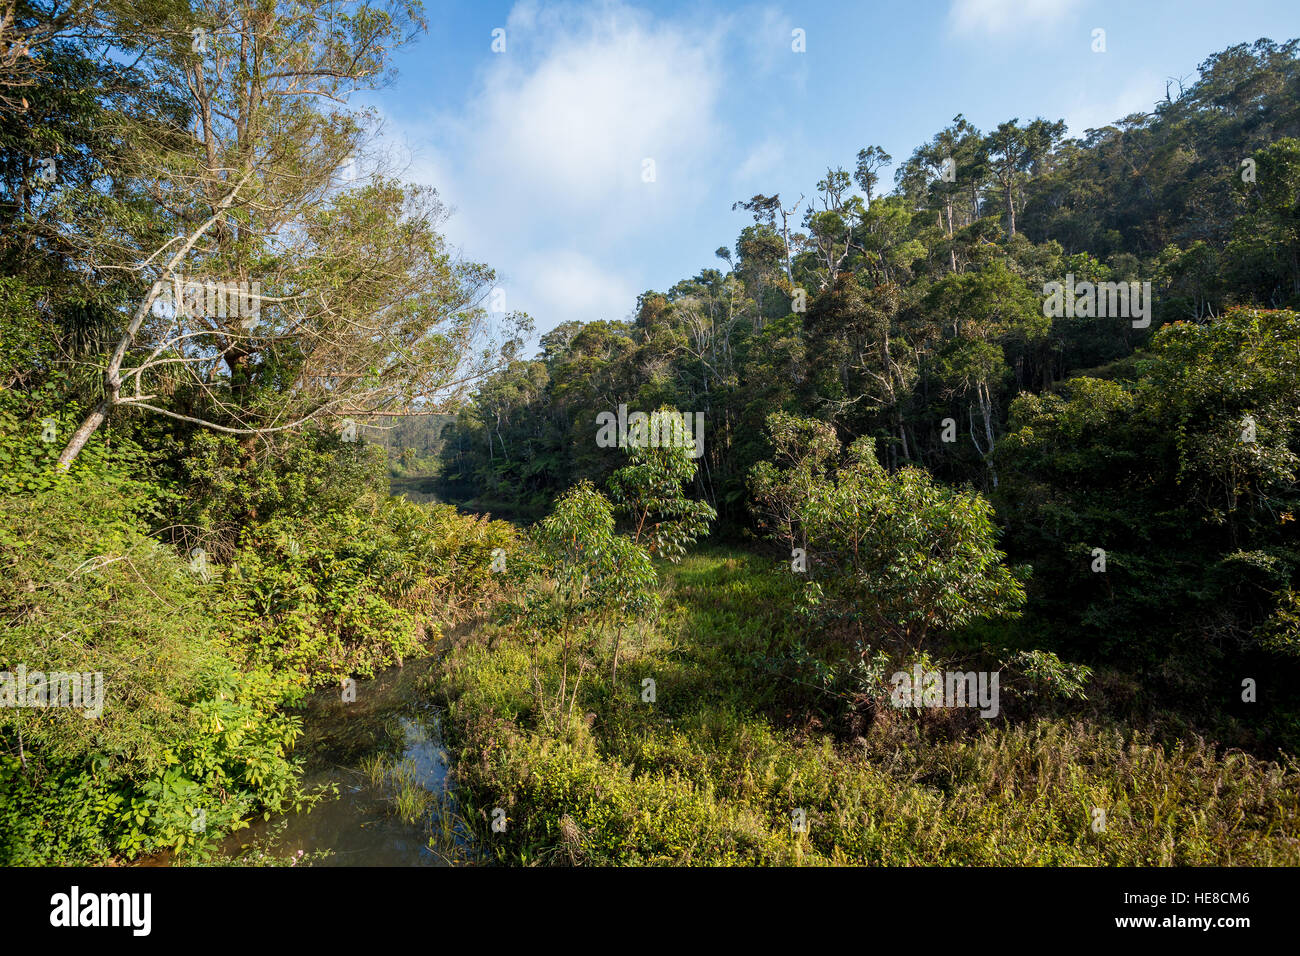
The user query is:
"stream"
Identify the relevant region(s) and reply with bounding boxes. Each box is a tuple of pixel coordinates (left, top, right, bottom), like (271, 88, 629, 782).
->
(221, 657, 476, 866)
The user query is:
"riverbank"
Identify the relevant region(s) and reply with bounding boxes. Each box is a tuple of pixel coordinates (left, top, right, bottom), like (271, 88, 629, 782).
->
(433, 547, 1300, 865)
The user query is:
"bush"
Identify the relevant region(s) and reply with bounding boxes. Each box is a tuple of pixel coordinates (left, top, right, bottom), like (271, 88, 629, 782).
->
(751, 412, 1026, 648)
(218, 497, 519, 687)
(0, 473, 309, 864)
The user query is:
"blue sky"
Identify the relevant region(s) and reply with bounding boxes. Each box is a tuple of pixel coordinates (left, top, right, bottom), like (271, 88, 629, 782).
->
(355, 0, 1300, 346)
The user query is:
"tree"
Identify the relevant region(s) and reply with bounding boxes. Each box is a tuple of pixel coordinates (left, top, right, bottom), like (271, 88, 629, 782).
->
(0, 0, 78, 113)
(982, 117, 1065, 237)
(733, 192, 803, 283)
(1236, 138, 1300, 300)
(747, 410, 840, 558)
(751, 413, 1025, 650)
(804, 167, 866, 291)
(895, 116, 981, 272)
(853, 144, 891, 207)
(529, 481, 659, 712)
(606, 407, 716, 562)
(925, 261, 1045, 484)
(996, 308, 1300, 665)
(55, 0, 527, 471)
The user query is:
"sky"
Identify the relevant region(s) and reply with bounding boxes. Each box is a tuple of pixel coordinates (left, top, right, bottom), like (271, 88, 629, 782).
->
(353, 0, 1300, 347)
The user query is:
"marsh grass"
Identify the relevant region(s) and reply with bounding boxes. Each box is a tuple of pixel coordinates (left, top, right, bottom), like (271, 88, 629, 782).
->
(388, 759, 435, 824)
(361, 754, 436, 825)
(355, 747, 477, 863)
(433, 547, 1300, 866)
(359, 753, 388, 787)
(425, 793, 476, 865)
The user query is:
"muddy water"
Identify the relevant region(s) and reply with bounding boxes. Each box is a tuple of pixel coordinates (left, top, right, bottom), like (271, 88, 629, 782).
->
(224, 658, 475, 866)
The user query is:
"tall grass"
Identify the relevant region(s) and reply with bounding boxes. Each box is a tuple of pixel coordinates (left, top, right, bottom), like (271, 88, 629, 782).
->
(432, 548, 1300, 866)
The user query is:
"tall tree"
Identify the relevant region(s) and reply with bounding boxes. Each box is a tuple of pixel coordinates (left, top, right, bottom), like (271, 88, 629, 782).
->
(983, 117, 1065, 237)
(55, 0, 526, 470)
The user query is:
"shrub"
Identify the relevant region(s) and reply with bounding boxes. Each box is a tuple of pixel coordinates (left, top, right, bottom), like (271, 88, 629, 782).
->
(218, 497, 519, 687)
(751, 413, 1026, 648)
(0, 475, 309, 863)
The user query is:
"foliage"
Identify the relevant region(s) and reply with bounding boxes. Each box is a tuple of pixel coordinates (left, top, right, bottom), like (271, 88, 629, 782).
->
(605, 407, 718, 562)
(530, 481, 660, 624)
(218, 496, 517, 687)
(0, 318, 515, 863)
(0, 468, 310, 864)
(5, 13, 1300, 867)
(435, 550, 1300, 866)
(997, 309, 1300, 661)
(751, 413, 1026, 648)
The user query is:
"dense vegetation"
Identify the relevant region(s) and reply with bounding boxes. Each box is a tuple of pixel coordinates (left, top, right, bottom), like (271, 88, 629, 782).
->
(425, 36, 1300, 863)
(0, 0, 517, 863)
(438, 38, 1300, 760)
(1, 1, 1297, 865)
(438, 551, 1299, 865)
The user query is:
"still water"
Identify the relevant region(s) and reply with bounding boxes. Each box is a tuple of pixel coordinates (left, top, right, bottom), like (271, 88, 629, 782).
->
(224, 658, 475, 866)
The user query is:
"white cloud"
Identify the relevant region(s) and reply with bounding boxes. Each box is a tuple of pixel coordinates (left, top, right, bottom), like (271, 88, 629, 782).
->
(474, 0, 725, 213)
(735, 6, 796, 76)
(735, 138, 785, 183)
(1064, 76, 1161, 136)
(389, 0, 732, 337)
(948, 0, 1080, 35)
(517, 248, 640, 325)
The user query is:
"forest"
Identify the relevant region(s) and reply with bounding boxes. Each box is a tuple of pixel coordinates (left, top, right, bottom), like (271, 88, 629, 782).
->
(2, 0, 1299, 866)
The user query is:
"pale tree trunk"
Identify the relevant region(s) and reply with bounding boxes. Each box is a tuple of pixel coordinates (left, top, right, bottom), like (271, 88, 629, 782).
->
(55, 398, 111, 472)
(56, 174, 252, 472)
(779, 195, 802, 284)
(968, 387, 998, 488)
(945, 201, 956, 273)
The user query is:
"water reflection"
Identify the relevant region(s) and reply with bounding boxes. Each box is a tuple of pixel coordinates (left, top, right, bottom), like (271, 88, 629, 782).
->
(225, 658, 475, 866)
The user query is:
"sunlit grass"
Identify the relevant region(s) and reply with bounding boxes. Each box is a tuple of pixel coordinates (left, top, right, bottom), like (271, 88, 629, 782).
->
(433, 547, 1300, 866)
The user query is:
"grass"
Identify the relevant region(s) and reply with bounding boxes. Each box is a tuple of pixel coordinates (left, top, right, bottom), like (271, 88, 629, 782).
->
(360, 753, 435, 825)
(360, 750, 476, 864)
(432, 546, 1300, 865)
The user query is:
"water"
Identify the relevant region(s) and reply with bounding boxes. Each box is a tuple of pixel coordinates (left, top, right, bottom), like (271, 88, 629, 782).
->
(224, 657, 475, 866)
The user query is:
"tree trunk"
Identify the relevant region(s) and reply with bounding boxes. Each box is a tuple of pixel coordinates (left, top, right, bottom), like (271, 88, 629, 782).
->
(610, 626, 624, 686)
(56, 397, 111, 471)
(945, 201, 956, 272)
(55, 175, 252, 472)
(558, 628, 571, 715)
